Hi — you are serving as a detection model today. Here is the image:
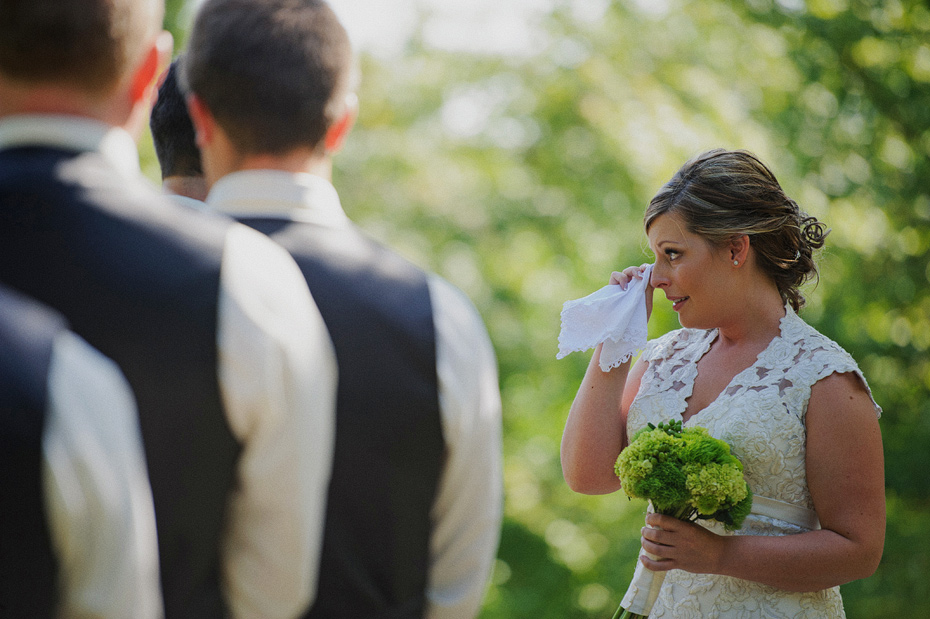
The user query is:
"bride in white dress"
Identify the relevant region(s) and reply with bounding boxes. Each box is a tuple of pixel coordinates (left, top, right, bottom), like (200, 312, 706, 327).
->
(561, 149, 885, 618)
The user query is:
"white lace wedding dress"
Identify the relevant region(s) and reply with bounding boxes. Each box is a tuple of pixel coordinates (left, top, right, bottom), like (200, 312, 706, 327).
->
(626, 306, 881, 618)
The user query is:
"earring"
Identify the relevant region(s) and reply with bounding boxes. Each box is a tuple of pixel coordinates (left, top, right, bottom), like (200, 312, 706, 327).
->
(733, 260, 739, 266)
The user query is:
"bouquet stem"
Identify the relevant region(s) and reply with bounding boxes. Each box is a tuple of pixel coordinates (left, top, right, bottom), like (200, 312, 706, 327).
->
(611, 545, 664, 618)
(611, 606, 646, 619)
(610, 502, 694, 618)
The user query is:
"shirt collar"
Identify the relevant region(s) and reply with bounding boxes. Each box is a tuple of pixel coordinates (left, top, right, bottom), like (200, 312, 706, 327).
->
(206, 169, 350, 228)
(166, 193, 211, 213)
(0, 114, 140, 177)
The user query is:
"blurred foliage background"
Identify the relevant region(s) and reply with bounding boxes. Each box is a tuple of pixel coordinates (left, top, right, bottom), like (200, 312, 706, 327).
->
(150, 0, 930, 617)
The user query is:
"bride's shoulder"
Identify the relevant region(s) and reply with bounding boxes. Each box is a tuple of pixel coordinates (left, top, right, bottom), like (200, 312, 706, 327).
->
(784, 312, 856, 365)
(781, 312, 881, 414)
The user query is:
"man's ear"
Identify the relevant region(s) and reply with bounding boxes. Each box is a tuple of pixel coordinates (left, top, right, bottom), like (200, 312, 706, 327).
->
(151, 65, 171, 108)
(323, 93, 358, 154)
(129, 30, 173, 104)
(186, 93, 215, 149)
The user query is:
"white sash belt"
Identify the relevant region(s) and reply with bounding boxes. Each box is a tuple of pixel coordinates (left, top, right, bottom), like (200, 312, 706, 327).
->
(750, 495, 821, 530)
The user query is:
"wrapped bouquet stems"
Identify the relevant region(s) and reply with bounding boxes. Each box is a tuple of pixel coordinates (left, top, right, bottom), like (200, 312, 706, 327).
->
(613, 541, 664, 618)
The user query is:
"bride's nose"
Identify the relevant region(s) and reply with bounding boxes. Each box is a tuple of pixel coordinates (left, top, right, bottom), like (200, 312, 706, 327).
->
(650, 263, 669, 289)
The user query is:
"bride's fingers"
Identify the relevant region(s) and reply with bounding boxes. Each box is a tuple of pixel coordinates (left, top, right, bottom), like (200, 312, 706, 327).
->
(609, 271, 628, 286)
(641, 537, 670, 558)
(645, 513, 683, 530)
(640, 551, 674, 571)
(644, 524, 679, 549)
(609, 265, 650, 288)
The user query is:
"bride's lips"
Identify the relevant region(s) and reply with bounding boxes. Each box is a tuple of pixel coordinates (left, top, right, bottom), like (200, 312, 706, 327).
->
(668, 295, 689, 311)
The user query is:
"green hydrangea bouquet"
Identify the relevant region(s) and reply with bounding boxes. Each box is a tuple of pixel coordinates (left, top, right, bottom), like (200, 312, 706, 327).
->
(611, 420, 753, 619)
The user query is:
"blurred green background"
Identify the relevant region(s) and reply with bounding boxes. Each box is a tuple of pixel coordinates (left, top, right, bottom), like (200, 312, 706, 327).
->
(147, 1, 930, 617)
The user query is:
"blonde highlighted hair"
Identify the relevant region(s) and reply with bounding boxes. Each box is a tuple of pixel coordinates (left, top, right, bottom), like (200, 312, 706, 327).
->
(645, 149, 828, 311)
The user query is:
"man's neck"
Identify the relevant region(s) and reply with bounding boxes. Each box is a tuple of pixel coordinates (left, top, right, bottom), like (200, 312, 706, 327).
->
(206, 147, 333, 191)
(0, 78, 130, 127)
(198, 115, 333, 190)
(237, 149, 332, 180)
(163, 176, 209, 202)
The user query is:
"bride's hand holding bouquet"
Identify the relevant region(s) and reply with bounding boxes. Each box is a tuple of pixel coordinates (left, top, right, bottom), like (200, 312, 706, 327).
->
(611, 420, 753, 619)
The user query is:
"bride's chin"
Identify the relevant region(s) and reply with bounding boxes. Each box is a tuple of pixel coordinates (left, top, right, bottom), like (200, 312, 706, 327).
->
(676, 310, 703, 330)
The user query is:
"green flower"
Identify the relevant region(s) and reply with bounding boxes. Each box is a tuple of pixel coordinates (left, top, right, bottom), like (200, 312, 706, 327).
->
(614, 420, 752, 531)
(683, 460, 748, 516)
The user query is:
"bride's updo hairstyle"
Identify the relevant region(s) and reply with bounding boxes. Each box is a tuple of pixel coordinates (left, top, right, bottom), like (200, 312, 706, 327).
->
(644, 149, 829, 312)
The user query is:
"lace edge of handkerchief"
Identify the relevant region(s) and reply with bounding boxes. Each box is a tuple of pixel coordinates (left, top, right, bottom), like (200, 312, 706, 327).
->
(601, 355, 636, 371)
(598, 349, 642, 371)
(598, 334, 647, 371)
(555, 290, 631, 358)
(555, 330, 640, 358)
(556, 328, 646, 366)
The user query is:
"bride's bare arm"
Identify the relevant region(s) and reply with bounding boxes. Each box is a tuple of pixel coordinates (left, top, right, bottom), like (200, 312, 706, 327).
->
(560, 351, 636, 494)
(561, 265, 653, 495)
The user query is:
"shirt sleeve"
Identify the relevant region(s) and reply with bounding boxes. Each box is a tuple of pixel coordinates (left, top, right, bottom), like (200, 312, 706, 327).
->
(43, 331, 163, 619)
(425, 275, 504, 619)
(216, 223, 338, 619)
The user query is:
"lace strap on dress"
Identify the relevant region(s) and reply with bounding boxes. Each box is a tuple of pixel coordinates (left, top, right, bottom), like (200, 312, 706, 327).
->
(640, 326, 712, 364)
(790, 326, 883, 419)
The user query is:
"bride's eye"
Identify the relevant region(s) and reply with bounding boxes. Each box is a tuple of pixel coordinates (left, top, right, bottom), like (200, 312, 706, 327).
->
(665, 248, 681, 261)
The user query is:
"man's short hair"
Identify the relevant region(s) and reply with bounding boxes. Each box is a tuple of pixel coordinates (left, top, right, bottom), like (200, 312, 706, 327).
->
(151, 58, 203, 179)
(184, 0, 353, 155)
(0, 0, 162, 92)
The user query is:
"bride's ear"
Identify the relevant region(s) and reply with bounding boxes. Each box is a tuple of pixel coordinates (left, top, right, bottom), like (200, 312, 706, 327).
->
(729, 235, 750, 267)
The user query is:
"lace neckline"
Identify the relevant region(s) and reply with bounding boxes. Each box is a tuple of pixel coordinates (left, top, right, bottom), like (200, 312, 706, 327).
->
(680, 306, 796, 425)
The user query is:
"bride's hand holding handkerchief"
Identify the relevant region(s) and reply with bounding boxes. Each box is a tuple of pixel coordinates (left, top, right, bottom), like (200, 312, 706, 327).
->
(557, 264, 653, 371)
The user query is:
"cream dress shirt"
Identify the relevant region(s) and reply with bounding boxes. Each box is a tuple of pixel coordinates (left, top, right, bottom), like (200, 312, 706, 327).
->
(208, 170, 504, 619)
(0, 116, 338, 619)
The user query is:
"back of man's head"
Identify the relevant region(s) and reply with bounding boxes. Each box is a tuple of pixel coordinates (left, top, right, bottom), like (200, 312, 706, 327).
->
(0, 0, 162, 93)
(184, 0, 353, 156)
(151, 58, 203, 180)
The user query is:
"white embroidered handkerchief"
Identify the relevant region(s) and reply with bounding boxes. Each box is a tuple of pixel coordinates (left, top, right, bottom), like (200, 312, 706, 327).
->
(557, 264, 653, 371)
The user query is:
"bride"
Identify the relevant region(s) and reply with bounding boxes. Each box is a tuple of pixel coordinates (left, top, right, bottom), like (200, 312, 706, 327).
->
(560, 149, 885, 617)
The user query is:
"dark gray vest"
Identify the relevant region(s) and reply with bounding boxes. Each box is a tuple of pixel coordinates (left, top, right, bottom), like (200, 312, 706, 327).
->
(240, 217, 445, 619)
(0, 147, 238, 618)
(0, 284, 63, 618)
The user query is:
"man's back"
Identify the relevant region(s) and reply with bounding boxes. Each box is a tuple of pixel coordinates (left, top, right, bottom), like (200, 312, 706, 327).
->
(0, 0, 336, 614)
(182, 0, 502, 614)
(0, 142, 235, 615)
(0, 282, 161, 618)
(209, 170, 502, 619)
(0, 128, 336, 618)
(243, 215, 446, 617)
(0, 282, 71, 618)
